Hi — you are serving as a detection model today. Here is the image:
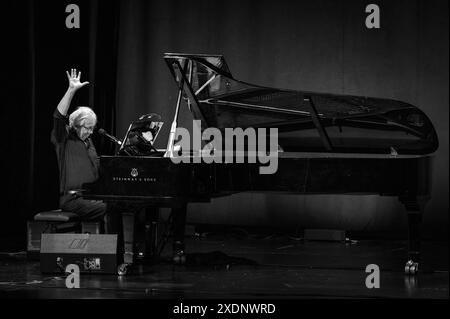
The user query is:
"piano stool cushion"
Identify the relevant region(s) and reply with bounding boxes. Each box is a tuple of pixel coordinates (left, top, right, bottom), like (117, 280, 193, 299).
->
(34, 209, 79, 222)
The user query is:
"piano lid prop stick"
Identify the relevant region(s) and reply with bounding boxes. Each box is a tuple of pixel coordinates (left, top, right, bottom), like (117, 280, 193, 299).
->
(164, 60, 190, 158)
(164, 120, 179, 158)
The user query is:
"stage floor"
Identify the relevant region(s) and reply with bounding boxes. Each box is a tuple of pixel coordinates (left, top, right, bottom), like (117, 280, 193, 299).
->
(0, 230, 448, 299)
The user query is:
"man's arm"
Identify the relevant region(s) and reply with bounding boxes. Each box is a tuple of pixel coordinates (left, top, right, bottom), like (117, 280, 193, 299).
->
(56, 68, 89, 116)
(52, 69, 89, 144)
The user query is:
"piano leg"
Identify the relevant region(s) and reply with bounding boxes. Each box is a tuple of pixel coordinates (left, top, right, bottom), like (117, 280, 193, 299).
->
(172, 203, 187, 265)
(116, 203, 188, 274)
(121, 212, 135, 265)
(114, 211, 138, 276)
(400, 196, 429, 276)
(143, 206, 160, 258)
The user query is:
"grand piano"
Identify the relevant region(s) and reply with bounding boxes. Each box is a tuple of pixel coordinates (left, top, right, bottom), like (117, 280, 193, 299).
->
(83, 53, 439, 275)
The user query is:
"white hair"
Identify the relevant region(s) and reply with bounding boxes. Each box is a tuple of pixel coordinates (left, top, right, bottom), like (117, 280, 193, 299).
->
(69, 106, 97, 129)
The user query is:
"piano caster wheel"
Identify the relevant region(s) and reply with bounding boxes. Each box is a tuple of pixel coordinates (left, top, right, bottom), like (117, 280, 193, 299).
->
(405, 260, 419, 275)
(117, 263, 131, 276)
(173, 251, 186, 265)
(173, 241, 186, 265)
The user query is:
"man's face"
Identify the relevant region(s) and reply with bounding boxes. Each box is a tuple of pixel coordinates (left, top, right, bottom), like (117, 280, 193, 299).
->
(76, 118, 96, 141)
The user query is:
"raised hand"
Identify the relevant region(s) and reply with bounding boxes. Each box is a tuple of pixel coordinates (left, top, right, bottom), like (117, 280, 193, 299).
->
(66, 68, 89, 91)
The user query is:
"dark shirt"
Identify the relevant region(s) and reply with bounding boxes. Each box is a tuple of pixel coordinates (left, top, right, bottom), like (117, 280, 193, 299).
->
(51, 109, 100, 195)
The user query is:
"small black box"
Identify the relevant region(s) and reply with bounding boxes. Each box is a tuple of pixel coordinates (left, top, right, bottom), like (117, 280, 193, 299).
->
(27, 221, 48, 259)
(81, 222, 101, 234)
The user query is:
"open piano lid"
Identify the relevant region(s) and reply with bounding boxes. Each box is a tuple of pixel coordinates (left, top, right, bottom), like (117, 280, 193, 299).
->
(164, 53, 438, 155)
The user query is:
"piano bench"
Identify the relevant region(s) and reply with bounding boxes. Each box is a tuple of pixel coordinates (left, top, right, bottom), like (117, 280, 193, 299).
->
(33, 209, 80, 231)
(27, 209, 80, 259)
(34, 209, 78, 222)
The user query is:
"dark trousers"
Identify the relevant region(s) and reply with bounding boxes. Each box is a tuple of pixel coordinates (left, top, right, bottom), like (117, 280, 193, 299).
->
(59, 194, 120, 234)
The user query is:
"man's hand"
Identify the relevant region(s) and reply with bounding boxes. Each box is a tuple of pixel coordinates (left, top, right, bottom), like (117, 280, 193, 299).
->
(66, 68, 89, 91)
(57, 68, 89, 116)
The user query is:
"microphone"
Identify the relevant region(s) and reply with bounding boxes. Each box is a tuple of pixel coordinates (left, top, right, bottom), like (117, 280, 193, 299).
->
(98, 128, 122, 145)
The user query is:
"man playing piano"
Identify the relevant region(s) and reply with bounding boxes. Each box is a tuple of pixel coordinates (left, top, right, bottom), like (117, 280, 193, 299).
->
(51, 68, 113, 232)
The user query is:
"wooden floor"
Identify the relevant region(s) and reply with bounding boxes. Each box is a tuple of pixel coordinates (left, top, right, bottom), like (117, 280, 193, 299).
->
(0, 228, 448, 300)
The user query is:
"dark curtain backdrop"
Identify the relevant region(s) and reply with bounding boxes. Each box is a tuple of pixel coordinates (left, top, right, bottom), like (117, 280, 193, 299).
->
(2, 0, 448, 241)
(2, 0, 119, 239)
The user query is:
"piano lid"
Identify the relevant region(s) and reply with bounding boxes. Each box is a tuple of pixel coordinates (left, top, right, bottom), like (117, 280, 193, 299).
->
(163, 53, 438, 155)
